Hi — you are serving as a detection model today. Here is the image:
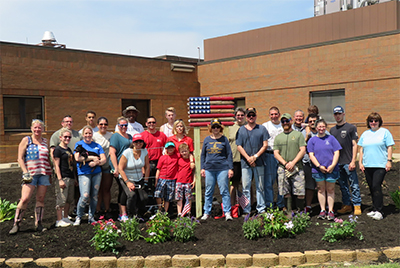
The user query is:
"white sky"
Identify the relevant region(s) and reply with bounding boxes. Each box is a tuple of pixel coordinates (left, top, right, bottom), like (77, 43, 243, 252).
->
(0, 0, 313, 59)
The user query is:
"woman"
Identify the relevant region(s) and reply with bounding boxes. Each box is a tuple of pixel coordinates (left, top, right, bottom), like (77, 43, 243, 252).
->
(92, 117, 113, 219)
(10, 119, 52, 234)
(73, 126, 106, 225)
(118, 133, 150, 217)
(308, 119, 342, 221)
(53, 128, 76, 227)
(358, 112, 394, 220)
(200, 118, 233, 221)
(167, 119, 194, 153)
(109, 116, 133, 222)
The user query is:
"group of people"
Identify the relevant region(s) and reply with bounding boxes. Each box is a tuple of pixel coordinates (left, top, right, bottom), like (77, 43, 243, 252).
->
(9, 103, 394, 234)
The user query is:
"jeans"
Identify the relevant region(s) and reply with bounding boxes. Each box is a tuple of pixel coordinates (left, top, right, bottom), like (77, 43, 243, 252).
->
(338, 164, 361, 206)
(77, 173, 102, 219)
(203, 170, 231, 215)
(242, 166, 266, 214)
(264, 153, 284, 209)
(364, 168, 386, 212)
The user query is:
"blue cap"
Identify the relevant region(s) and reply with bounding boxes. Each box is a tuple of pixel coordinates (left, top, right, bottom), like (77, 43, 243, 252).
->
(165, 141, 175, 148)
(333, 106, 344, 114)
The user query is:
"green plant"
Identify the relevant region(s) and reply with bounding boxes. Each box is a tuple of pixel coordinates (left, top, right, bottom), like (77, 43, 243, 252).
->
(291, 211, 311, 234)
(322, 215, 362, 243)
(262, 207, 294, 239)
(144, 212, 172, 244)
(172, 216, 199, 242)
(120, 216, 143, 241)
(242, 214, 263, 240)
(389, 189, 400, 209)
(90, 216, 121, 253)
(0, 198, 17, 222)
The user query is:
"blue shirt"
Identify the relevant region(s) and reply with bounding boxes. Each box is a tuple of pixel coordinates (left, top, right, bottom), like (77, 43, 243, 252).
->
(358, 128, 395, 168)
(307, 135, 342, 173)
(74, 140, 105, 175)
(109, 133, 132, 170)
(201, 135, 233, 171)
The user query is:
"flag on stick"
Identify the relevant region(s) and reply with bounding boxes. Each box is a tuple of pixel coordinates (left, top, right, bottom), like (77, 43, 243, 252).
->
(181, 200, 191, 217)
(236, 190, 250, 210)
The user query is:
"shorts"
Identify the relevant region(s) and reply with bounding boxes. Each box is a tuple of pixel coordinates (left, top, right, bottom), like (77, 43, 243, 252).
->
(304, 162, 316, 190)
(312, 170, 339, 183)
(154, 178, 176, 202)
(27, 174, 51, 187)
(175, 182, 192, 201)
(230, 162, 242, 185)
(55, 177, 75, 207)
(277, 166, 305, 196)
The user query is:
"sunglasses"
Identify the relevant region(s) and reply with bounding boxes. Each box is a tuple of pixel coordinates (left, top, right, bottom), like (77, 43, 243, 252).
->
(63, 136, 71, 139)
(147, 121, 156, 124)
(211, 125, 221, 129)
(119, 124, 128, 127)
(281, 119, 291, 124)
(308, 120, 316, 123)
(247, 114, 256, 118)
(369, 119, 379, 123)
(99, 123, 108, 126)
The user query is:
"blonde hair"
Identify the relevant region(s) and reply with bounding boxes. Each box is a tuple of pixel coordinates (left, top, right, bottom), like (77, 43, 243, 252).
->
(81, 125, 93, 134)
(173, 119, 188, 135)
(165, 107, 176, 114)
(31, 119, 45, 129)
(59, 128, 72, 137)
(117, 116, 128, 125)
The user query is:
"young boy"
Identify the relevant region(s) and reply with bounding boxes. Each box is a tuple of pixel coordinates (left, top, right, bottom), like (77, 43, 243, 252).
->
(176, 143, 196, 216)
(154, 142, 179, 213)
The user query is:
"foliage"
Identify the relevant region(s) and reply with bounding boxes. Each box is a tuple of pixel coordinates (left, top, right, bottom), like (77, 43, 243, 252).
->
(322, 215, 363, 243)
(144, 212, 172, 244)
(242, 214, 263, 240)
(0, 198, 17, 222)
(291, 211, 311, 234)
(262, 207, 295, 239)
(90, 216, 121, 253)
(389, 189, 400, 209)
(120, 216, 143, 241)
(172, 216, 199, 242)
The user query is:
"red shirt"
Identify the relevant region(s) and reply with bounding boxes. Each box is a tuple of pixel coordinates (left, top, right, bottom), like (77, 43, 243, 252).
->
(167, 135, 194, 153)
(157, 153, 179, 180)
(176, 156, 194, 184)
(141, 130, 167, 161)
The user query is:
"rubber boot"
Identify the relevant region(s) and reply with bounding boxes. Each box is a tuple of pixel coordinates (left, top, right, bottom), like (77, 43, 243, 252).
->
(35, 206, 45, 232)
(9, 208, 25, 235)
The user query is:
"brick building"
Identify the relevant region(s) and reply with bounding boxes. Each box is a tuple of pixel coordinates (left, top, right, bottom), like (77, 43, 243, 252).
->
(1, 1, 399, 163)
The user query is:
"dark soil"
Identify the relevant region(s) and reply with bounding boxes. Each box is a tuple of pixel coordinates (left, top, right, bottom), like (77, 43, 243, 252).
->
(1, 163, 399, 259)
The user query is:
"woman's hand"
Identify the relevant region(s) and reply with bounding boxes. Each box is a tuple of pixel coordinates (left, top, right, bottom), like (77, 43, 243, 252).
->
(359, 162, 365, 172)
(89, 158, 100, 167)
(201, 169, 206, 177)
(58, 179, 66, 189)
(386, 161, 392, 172)
(319, 165, 327, 173)
(326, 165, 334, 173)
(126, 181, 135, 191)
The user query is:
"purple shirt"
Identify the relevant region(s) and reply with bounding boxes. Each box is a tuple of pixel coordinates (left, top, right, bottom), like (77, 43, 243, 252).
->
(307, 135, 342, 173)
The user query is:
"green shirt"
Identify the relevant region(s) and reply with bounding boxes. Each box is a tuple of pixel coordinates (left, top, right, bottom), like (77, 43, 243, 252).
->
(274, 130, 306, 169)
(229, 122, 242, 162)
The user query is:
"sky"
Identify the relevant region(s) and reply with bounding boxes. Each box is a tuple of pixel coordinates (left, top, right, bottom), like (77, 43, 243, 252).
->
(0, 0, 314, 59)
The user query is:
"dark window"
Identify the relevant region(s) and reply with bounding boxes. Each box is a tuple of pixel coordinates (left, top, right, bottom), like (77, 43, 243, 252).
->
(234, 98, 245, 110)
(121, 99, 150, 127)
(310, 89, 345, 123)
(3, 96, 44, 131)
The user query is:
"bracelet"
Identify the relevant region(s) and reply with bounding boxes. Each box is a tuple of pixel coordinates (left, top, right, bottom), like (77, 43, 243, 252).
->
(387, 159, 393, 162)
(254, 154, 258, 158)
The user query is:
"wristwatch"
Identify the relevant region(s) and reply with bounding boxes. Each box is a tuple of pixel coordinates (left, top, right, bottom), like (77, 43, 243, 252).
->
(387, 159, 393, 162)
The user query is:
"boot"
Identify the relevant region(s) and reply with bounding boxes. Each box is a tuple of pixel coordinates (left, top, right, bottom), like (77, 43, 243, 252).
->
(354, 205, 362, 216)
(9, 208, 25, 235)
(337, 205, 352, 214)
(35, 206, 46, 232)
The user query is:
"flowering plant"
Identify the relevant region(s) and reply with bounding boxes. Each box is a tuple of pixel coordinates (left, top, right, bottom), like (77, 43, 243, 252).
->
(242, 214, 263, 240)
(120, 216, 143, 241)
(90, 216, 121, 253)
(262, 207, 295, 239)
(291, 211, 311, 234)
(172, 216, 199, 242)
(322, 215, 363, 243)
(144, 212, 172, 244)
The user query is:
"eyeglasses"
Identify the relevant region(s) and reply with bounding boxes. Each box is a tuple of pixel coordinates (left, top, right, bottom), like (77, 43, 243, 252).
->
(281, 119, 291, 124)
(247, 114, 256, 118)
(236, 114, 244, 117)
(369, 119, 379, 123)
(119, 124, 128, 127)
(308, 120, 316, 123)
(147, 121, 156, 124)
(99, 123, 108, 126)
(63, 136, 71, 139)
(211, 125, 221, 129)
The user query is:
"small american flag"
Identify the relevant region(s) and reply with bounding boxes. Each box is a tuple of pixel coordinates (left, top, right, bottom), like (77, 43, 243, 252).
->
(181, 200, 191, 217)
(236, 190, 250, 210)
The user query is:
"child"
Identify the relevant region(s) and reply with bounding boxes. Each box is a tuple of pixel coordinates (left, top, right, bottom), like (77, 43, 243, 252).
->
(176, 143, 196, 216)
(154, 142, 179, 213)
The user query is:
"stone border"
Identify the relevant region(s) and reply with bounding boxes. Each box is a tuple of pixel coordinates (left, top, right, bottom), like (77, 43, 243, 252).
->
(1, 246, 399, 267)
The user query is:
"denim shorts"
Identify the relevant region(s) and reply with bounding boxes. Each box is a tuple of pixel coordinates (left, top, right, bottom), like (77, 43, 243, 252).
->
(26, 174, 51, 187)
(312, 170, 339, 183)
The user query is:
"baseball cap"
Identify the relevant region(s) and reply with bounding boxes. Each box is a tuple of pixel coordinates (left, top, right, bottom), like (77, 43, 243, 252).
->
(210, 118, 222, 127)
(165, 141, 175, 148)
(245, 107, 257, 116)
(132, 134, 146, 147)
(333, 106, 344, 114)
(281, 113, 292, 120)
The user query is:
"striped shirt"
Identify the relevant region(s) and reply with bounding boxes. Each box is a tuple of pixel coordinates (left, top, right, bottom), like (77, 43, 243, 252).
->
(25, 136, 52, 176)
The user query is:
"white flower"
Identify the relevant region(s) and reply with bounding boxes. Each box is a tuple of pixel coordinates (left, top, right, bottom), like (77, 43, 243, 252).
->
(149, 232, 156, 236)
(117, 229, 122, 233)
(149, 214, 156, 220)
(284, 221, 294, 229)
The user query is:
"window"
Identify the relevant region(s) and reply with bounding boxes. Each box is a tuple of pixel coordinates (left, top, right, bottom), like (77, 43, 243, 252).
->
(310, 89, 345, 123)
(234, 98, 245, 111)
(3, 96, 44, 131)
(121, 99, 150, 126)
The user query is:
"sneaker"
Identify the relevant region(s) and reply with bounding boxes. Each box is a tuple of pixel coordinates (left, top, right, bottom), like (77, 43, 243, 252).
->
(73, 217, 81, 226)
(317, 210, 326, 220)
(88, 217, 96, 224)
(225, 212, 233, 221)
(56, 219, 72, 228)
(327, 211, 335, 221)
(305, 206, 312, 213)
(367, 211, 377, 217)
(337, 205, 352, 214)
(118, 214, 128, 222)
(200, 214, 209, 220)
(371, 211, 383, 220)
(9, 224, 19, 235)
(354, 205, 362, 216)
(62, 217, 74, 225)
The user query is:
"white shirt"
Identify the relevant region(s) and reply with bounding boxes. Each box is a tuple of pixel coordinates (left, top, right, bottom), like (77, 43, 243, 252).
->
(262, 121, 283, 150)
(114, 122, 144, 136)
(161, 123, 174, 138)
(79, 126, 99, 134)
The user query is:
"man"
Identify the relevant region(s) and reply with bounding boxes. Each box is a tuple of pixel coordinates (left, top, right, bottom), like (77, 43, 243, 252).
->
(79, 110, 98, 134)
(274, 113, 306, 212)
(262, 106, 284, 209)
(292, 110, 305, 132)
(236, 108, 269, 215)
(159, 107, 176, 138)
(228, 107, 246, 206)
(141, 116, 167, 194)
(115, 106, 144, 135)
(302, 113, 319, 212)
(50, 115, 81, 156)
(330, 106, 361, 215)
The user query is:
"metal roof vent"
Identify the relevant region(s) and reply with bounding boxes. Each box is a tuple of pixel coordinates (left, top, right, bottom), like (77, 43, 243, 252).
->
(38, 31, 66, 48)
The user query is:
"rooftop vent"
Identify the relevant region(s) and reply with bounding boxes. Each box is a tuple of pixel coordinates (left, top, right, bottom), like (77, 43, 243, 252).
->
(38, 31, 66, 48)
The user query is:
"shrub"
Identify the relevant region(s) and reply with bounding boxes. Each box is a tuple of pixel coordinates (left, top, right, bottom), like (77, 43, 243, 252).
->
(172, 216, 199, 242)
(262, 207, 295, 239)
(242, 214, 263, 240)
(390, 189, 400, 209)
(291, 211, 311, 234)
(0, 198, 17, 222)
(144, 212, 172, 244)
(322, 215, 363, 243)
(90, 216, 121, 253)
(121, 216, 143, 241)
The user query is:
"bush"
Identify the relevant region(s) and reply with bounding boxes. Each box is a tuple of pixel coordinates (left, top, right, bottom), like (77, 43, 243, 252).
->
(90, 216, 121, 253)
(121, 216, 143, 241)
(390, 189, 400, 209)
(0, 198, 17, 222)
(144, 212, 172, 244)
(172, 216, 199, 242)
(262, 207, 294, 239)
(322, 215, 363, 243)
(291, 211, 311, 234)
(242, 214, 263, 240)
